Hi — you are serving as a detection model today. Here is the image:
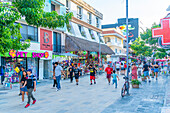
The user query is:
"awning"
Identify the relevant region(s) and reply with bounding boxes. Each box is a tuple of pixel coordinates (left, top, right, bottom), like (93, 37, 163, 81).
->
(65, 35, 114, 55)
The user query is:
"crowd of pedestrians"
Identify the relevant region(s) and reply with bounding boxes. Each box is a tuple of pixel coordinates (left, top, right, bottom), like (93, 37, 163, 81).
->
(16, 60, 170, 108)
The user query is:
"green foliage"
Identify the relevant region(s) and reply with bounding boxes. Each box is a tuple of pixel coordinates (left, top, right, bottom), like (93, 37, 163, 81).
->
(0, 2, 30, 55)
(131, 79, 141, 85)
(0, 1, 73, 55)
(131, 23, 169, 59)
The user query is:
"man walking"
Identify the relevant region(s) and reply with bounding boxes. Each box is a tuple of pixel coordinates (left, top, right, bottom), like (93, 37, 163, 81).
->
(105, 64, 113, 85)
(89, 64, 96, 85)
(68, 65, 74, 83)
(73, 65, 80, 85)
(22, 69, 36, 108)
(55, 62, 64, 91)
(143, 61, 151, 82)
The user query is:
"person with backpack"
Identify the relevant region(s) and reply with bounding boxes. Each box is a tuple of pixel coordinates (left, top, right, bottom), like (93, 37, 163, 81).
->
(22, 69, 36, 108)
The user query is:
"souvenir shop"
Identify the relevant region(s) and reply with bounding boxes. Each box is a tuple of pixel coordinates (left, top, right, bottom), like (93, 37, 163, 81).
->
(0, 50, 50, 85)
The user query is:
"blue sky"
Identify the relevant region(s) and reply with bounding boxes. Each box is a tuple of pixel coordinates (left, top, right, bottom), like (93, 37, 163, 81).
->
(84, 0, 169, 30)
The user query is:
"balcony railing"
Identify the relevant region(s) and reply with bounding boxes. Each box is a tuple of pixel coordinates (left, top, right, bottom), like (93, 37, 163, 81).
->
(77, 14, 82, 19)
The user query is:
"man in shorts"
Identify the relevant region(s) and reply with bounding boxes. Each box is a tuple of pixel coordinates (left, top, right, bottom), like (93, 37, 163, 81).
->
(116, 62, 120, 75)
(73, 65, 80, 85)
(105, 65, 113, 85)
(143, 61, 151, 82)
(89, 64, 96, 85)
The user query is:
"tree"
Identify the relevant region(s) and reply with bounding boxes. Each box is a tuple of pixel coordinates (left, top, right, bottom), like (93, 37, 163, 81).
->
(131, 23, 169, 59)
(0, 1, 73, 55)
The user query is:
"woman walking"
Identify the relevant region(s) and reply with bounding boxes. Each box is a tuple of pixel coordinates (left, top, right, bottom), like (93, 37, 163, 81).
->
(131, 63, 138, 80)
(153, 62, 159, 80)
(20, 71, 28, 104)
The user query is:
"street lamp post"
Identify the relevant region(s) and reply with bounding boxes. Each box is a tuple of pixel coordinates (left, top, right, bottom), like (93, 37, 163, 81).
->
(126, 0, 130, 95)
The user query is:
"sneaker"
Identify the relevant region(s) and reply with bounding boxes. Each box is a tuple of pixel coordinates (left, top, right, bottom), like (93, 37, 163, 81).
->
(56, 88, 59, 91)
(149, 80, 151, 83)
(76, 83, 78, 85)
(156, 78, 158, 80)
(19, 93, 22, 96)
(90, 83, 92, 85)
(20, 102, 24, 105)
(32, 100, 36, 105)
(25, 104, 30, 108)
(94, 82, 96, 84)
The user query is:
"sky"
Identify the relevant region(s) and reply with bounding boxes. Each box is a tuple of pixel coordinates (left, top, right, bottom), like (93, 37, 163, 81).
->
(83, 0, 170, 31)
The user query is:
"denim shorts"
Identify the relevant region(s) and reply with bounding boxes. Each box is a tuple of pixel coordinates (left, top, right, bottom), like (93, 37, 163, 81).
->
(144, 71, 149, 77)
(21, 86, 28, 92)
(154, 68, 159, 73)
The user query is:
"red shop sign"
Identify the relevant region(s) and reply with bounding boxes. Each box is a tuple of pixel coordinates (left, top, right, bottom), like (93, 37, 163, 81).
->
(40, 28, 53, 51)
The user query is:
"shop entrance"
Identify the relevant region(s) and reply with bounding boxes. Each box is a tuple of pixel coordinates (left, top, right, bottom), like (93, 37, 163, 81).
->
(44, 60, 50, 79)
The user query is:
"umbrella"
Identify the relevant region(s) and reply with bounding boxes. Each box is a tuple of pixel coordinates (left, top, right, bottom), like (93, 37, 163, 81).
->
(59, 52, 78, 57)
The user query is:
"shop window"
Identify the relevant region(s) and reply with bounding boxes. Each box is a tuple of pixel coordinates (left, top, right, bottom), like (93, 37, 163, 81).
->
(20, 24, 38, 42)
(53, 32, 61, 53)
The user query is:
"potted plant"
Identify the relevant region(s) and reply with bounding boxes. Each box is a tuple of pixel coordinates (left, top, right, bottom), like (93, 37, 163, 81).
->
(141, 74, 145, 81)
(131, 79, 141, 88)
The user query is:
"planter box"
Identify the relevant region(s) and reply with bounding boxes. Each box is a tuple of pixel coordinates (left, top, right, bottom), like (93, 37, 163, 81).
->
(132, 84, 139, 88)
(141, 78, 146, 81)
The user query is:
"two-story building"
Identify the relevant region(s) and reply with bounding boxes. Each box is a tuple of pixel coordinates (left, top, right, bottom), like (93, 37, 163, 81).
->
(102, 28, 126, 63)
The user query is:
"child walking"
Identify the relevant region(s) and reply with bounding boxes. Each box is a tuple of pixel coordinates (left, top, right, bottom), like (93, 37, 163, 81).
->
(22, 69, 36, 108)
(112, 70, 120, 88)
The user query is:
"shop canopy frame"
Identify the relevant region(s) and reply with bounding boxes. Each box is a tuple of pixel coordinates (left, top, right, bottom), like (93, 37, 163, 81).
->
(65, 35, 114, 55)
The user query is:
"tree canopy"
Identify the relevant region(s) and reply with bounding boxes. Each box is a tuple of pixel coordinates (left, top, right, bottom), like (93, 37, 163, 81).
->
(131, 23, 169, 59)
(0, 0, 73, 55)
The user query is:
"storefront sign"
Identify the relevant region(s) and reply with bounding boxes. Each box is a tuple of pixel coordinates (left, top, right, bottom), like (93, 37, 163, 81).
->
(9, 50, 49, 59)
(40, 28, 53, 51)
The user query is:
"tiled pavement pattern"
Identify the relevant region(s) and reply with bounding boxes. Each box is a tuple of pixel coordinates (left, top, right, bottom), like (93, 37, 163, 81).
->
(0, 74, 170, 113)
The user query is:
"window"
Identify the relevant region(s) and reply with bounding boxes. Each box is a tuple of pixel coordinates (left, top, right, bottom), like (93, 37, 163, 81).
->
(115, 37, 117, 43)
(53, 32, 61, 53)
(66, 0, 69, 7)
(78, 25, 81, 33)
(77, 6, 82, 19)
(66, 0, 69, 13)
(120, 50, 121, 53)
(96, 17, 99, 28)
(119, 40, 121, 44)
(20, 24, 38, 42)
(87, 12, 91, 24)
(51, 4, 55, 12)
(89, 29, 95, 40)
(115, 49, 117, 53)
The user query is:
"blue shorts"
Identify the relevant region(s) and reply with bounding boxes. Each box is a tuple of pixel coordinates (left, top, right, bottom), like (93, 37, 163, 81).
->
(144, 71, 149, 77)
(154, 68, 159, 73)
(21, 86, 28, 92)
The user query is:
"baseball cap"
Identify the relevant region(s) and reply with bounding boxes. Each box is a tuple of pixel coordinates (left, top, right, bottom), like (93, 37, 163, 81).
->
(27, 69, 32, 73)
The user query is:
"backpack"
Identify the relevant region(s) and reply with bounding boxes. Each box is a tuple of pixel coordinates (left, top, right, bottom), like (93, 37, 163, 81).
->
(30, 74, 38, 86)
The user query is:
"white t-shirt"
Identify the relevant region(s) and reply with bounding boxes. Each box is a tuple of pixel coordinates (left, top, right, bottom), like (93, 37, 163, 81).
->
(55, 65, 63, 77)
(116, 64, 120, 69)
(138, 65, 143, 71)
